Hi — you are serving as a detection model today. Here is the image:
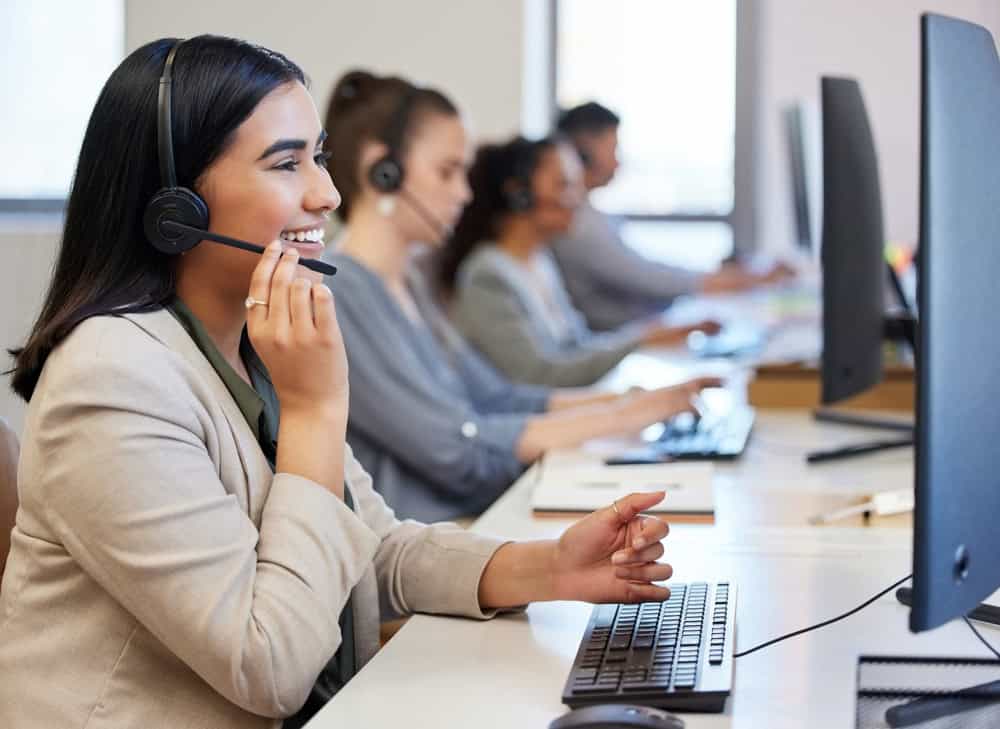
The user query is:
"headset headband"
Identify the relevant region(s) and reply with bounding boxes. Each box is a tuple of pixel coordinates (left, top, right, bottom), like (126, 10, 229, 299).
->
(380, 85, 419, 160)
(157, 40, 184, 188)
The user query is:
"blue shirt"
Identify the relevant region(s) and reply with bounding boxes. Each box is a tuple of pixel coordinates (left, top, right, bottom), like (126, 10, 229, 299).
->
(327, 253, 551, 522)
(550, 199, 703, 330)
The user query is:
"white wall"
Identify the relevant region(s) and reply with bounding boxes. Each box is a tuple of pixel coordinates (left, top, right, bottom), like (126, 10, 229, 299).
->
(0, 220, 63, 433)
(5, 1, 1000, 432)
(1, 2, 534, 432)
(125, 0, 528, 142)
(754, 0, 1000, 255)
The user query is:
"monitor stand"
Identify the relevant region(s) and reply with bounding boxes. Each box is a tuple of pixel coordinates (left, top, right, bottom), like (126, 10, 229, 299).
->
(806, 313, 917, 464)
(885, 589, 1000, 727)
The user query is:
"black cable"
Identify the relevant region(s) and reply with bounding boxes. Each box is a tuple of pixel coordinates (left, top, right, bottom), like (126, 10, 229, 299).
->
(398, 188, 451, 238)
(734, 573, 912, 658)
(965, 617, 1000, 661)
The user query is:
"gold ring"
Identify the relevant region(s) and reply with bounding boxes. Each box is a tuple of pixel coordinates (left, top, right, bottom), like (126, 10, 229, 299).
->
(244, 297, 268, 310)
(611, 499, 623, 519)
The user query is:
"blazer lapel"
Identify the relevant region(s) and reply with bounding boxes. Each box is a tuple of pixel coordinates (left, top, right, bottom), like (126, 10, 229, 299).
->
(122, 310, 272, 521)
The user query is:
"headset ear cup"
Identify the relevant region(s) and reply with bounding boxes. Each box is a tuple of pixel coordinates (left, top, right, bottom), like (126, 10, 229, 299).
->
(144, 187, 210, 255)
(505, 187, 534, 213)
(369, 156, 404, 193)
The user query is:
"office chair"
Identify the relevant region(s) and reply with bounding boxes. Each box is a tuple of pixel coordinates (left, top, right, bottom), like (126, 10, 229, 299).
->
(0, 417, 20, 581)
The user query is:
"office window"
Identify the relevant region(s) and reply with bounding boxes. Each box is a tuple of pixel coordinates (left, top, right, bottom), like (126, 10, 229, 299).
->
(0, 0, 124, 208)
(556, 0, 738, 269)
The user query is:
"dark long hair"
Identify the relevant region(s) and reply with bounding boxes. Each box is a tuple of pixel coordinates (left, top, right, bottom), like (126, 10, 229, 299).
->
(8, 35, 305, 401)
(435, 135, 558, 295)
(323, 70, 458, 221)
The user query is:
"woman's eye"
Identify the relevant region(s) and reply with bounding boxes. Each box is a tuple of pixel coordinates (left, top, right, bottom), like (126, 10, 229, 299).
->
(274, 159, 299, 172)
(315, 151, 332, 166)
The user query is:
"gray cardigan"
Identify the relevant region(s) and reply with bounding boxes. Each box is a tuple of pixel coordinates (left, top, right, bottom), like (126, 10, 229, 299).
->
(328, 254, 551, 523)
(550, 199, 703, 330)
(451, 246, 647, 387)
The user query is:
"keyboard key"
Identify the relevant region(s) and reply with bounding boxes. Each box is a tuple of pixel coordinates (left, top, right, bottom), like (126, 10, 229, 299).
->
(572, 685, 613, 696)
(609, 635, 632, 650)
(623, 679, 672, 692)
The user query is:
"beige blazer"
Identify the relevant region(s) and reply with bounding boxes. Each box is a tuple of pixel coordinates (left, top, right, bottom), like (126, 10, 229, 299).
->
(0, 310, 507, 729)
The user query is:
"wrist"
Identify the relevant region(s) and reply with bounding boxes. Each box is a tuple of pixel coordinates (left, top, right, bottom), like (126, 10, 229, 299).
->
(547, 539, 574, 602)
(479, 540, 560, 608)
(615, 390, 652, 429)
(281, 395, 349, 424)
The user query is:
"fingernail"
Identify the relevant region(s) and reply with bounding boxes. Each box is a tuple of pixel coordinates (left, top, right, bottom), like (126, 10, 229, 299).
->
(267, 240, 281, 253)
(286, 249, 299, 259)
(632, 537, 646, 550)
(611, 550, 627, 565)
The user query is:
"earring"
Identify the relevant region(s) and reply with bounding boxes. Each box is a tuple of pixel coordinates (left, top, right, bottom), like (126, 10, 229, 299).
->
(377, 195, 397, 217)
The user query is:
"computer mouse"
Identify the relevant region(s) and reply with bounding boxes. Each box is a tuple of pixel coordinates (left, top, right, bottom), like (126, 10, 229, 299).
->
(548, 704, 685, 729)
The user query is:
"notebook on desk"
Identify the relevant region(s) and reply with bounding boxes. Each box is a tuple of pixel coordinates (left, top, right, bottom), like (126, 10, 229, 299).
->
(531, 462, 715, 518)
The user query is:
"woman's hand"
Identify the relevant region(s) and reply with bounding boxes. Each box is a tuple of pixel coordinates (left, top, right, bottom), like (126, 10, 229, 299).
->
(551, 491, 673, 603)
(476, 492, 673, 609)
(642, 319, 723, 348)
(246, 241, 348, 415)
(619, 377, 723, 429)
(246, 241, 348, 496)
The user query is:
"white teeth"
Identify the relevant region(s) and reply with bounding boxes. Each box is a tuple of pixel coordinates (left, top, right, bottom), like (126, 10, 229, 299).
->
(280, 228, 324, 244)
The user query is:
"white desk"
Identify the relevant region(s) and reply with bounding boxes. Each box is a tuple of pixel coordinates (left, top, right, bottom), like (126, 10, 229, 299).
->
(305, 285, 985, 728)
(306, 409, 996, 728)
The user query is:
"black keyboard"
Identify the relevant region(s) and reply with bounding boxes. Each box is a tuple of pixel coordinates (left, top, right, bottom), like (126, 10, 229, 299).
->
(658, 408, 755, 460)
(562, 582, 736, 713)
(605, 409, 755, 465)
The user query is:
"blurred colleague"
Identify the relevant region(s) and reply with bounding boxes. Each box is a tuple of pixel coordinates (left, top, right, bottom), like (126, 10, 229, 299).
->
(324, 71, 717, 522)
(552, 101, 793, 331)
(438, 134, 719, 387)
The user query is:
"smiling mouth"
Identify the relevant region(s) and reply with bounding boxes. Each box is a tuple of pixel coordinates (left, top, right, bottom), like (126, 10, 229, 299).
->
(280, 227, 325, 245)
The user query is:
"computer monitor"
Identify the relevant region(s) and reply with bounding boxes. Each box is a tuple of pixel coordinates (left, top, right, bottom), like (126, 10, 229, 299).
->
(911, 12, 1000, 633)
(807, 78, 917, 464)
(784, 104, 814, 251)
(818, 77, 887, 406)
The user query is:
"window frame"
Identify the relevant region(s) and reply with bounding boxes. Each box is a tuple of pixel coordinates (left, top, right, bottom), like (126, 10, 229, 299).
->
(550, 0, 758, 253)
(0, 0, 124, 214)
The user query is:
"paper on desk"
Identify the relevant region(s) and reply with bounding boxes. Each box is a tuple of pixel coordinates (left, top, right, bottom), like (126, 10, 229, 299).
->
(531, 462, 714, 514)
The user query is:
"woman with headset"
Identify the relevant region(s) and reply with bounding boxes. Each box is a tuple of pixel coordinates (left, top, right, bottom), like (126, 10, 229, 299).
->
(438, 136, 721, 388)
(323, 71, 718, 523)
(1, 37, 675, 729)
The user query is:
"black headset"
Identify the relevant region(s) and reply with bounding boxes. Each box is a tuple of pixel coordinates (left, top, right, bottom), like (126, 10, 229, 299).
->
(143, 41, 209, 255)
(503, 141, 537, 213)
(143, 40, 336, 275)
(362, 82, 452, 237)
(368, 86, 419, 194)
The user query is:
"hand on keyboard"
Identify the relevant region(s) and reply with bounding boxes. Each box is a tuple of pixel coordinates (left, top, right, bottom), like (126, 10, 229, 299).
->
(550, 491, 674, 604)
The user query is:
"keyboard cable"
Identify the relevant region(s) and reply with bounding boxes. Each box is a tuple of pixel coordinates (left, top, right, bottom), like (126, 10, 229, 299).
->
(733, 574, 913, 658)
(965, 616, 1000, 660)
